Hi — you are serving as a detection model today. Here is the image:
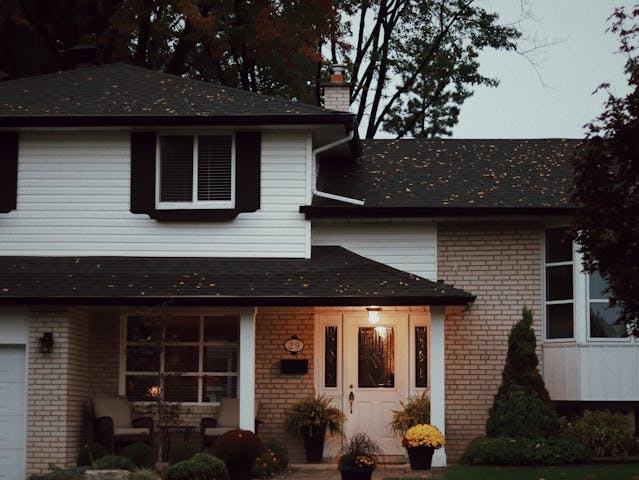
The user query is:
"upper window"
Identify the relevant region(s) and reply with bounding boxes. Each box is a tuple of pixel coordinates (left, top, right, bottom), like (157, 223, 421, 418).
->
(543, 228, 626, 341)
(544, 228, 574, 339)
(123, 314, 238, 403)
(157, 134, 235, 209)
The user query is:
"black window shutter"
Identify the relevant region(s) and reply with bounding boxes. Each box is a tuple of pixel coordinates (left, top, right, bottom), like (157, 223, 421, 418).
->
(0, 132, 18, 213)
(235, 132, 261, 212)
(130, 132, 157, 214)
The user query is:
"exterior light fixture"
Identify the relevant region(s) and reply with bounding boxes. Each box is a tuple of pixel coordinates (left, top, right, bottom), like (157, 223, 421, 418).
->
(38, 332, 54, 353)
(367, 306, 381, 324)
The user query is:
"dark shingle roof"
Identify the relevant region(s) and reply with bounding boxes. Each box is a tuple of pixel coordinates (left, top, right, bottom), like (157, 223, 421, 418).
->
(0, 63, 353, 127)
(0, 246, 474, 306)
(305, 138, 581, 216)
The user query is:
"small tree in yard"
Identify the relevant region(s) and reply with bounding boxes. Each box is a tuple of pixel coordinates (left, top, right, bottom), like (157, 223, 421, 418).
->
(572, 5, 639, 336)
(486, 306, 559, 438)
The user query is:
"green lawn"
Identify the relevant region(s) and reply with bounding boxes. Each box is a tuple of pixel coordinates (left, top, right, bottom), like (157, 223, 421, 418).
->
(385, 464, 639, 480)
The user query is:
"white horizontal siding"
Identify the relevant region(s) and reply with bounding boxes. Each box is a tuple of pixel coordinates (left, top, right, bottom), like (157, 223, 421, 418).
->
(543, 343, 639, 401)
(0, 130, 310, 257)
(312, 223, 437, 280)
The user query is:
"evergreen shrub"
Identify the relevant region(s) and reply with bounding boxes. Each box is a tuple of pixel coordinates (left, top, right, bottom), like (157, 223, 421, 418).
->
(92, 454, 136, 471)
(164, 453, 227, 480)
(122, 442, 155, 468)
(462, 436, 589, 466)
(562, 409, 635, 457)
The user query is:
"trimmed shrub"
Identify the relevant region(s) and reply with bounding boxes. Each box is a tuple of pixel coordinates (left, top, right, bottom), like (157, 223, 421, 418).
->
(167, 441, 199, 465)
(92, 454, 136, 471)
(486, 384, 560, 438)
(164, 453, 227, 480)
(29, 467, 87, 480)
(462, 436, 589, 466)
(212, 429, 263, 462)
(562, 409, 635, 457)
(76, 442, 109, 466)
(122, 442, 155, 468)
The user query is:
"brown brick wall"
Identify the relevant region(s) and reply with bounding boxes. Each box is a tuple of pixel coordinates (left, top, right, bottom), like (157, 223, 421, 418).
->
(255, 307, 315, 463)
(438, 223, 543, 462)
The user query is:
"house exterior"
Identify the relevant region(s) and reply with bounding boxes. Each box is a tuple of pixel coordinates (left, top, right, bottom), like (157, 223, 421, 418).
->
(0, 63, 637, 479)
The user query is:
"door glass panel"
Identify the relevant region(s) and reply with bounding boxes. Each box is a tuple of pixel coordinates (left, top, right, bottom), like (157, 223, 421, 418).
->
(415, 326, 428, 388)
(358, 326, 395, 388)
(325, 326, 338, 388)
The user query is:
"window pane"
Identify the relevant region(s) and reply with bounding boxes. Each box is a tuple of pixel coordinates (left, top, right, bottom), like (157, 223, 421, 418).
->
(546, 303, 574, 339)
(325, 326, 338, 388)
(415, 326, 428, 388)
(358, 327, 395, 388)
(546, 265, 573, 301)
(203, 375, 237, 403)
(126, 346, 160, 371)
(589, 271, 609, 300)
(127, 315, 161, 342)
(165, 346, 198, 372)
(165, 315, 199, 342)
(204, 316, 239, 342)
(165, 375, 198, 402)
(126, 375, 158, 401)
(198, 135, 232, 201)
(590, 303, 626, 338)
(160, 136, 193, 202)
(204, 346, 237, 372)
(545, 228, 572, 263)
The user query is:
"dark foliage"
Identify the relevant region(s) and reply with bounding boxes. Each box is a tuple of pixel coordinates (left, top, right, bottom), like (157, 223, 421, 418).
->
(76, 442, 109, 466)
(212, 429, 263, 463)
(572, 5, 639, 336)
(164, 452, 228, 480)
(263, 439, 289, 471)
(92, 454, 136, 471)
(462, 436, 589, 466)
(561, 409, 635, 457)
(121, 441, 155, 468)
(167, 441, 200, 465)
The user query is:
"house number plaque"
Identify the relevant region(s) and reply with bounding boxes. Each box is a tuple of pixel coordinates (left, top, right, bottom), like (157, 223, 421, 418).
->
(284, 335, 304, 355)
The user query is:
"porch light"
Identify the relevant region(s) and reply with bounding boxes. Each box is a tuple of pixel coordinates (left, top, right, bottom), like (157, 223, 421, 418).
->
(38, 332, 54, 353)
(367, 306, 381, 324)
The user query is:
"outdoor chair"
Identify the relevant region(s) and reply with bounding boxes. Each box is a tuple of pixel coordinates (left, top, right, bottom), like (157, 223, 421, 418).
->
(200, 398, 261, 448)
(92, 396, 154, 452)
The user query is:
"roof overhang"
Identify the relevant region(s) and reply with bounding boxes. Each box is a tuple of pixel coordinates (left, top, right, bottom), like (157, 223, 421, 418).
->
(300, 206, 576, 219)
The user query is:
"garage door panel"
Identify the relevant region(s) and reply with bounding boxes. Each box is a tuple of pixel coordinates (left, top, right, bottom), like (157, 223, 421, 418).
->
(0, 346, 25, 480)
(0, 349, 25, 382)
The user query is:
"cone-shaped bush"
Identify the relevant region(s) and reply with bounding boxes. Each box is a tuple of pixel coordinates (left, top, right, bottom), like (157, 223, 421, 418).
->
(486, 306, 559, 438)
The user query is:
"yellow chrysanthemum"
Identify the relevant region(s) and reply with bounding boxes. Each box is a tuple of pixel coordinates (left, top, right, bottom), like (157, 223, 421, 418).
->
(402, 424, 445, 449)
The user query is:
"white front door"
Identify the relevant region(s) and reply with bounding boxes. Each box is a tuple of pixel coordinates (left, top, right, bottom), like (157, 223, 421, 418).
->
(342, 313, 406, 455)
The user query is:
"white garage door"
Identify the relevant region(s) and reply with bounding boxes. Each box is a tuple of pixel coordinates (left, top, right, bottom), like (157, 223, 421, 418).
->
(0, 346, 26, 480)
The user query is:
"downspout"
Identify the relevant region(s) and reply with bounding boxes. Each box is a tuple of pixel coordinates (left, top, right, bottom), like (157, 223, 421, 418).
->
(312, 130, 365, 206)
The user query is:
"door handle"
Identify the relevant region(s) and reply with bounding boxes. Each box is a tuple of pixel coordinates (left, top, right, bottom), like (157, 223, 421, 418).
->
(348, 391, 354, 413)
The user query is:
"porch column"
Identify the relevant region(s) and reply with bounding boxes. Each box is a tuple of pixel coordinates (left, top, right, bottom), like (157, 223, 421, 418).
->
(238, 307, 256, 431)
(430, 306, 446, 467)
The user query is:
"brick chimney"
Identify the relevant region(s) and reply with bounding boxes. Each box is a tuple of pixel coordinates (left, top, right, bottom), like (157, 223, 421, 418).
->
(322, 64, 351, 112)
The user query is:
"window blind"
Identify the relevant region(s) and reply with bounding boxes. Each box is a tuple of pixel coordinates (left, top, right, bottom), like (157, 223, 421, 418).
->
(160, 136, 193, 202)
(198, 135, 232, 201)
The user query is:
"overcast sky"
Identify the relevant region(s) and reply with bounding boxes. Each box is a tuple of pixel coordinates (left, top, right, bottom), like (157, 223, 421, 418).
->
(452, 0, 634, 139)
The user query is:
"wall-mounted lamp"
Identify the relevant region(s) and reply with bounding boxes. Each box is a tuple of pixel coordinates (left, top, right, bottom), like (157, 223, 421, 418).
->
(38, 332, 54, 353)
(367, 306, 382, 324)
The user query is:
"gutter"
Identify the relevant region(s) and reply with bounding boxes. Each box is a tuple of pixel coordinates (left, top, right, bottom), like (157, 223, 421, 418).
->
(312, 130, 365, 206)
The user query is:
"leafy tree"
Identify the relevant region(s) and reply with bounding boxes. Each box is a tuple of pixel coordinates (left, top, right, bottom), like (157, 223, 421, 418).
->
(334, 0, 521, 138)
(486, 307, 559, 438)
(571, 5, 639, 336)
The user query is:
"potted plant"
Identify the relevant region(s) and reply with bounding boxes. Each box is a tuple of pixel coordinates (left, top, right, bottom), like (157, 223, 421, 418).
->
(402, 424, 445, 470)
(212, 429, 263, 480)
(390, 393, 430, 437)
(285, 394, 346, 462)
(337, 433, 382, 480)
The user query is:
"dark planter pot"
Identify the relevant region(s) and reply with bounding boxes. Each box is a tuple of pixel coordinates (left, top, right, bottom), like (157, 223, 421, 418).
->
(407, 446, 435, 470)
(302, 424, 326, 463)
(226, 458, 255, 480)
(340, 469, 374, 480)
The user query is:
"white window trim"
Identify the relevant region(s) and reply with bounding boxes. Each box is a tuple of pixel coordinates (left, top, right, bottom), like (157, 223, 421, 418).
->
(542, 228, 633, 344)
(119, 313, 240, 405)
(155, 132, 236, 210)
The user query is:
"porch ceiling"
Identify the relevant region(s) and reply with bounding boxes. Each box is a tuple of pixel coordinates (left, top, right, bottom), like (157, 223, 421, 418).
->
(0, 246, 474, 306)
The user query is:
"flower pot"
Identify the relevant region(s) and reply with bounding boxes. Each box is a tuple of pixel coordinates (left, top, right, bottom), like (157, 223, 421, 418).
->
(226, 458, 255, 480)
(340, 470, 374, 480)
(302, 424, 326, 462)
(406, 446, 435, 470)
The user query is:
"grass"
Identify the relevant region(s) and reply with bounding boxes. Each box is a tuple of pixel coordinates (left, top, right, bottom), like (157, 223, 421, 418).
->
(384, 464, 639, 480)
